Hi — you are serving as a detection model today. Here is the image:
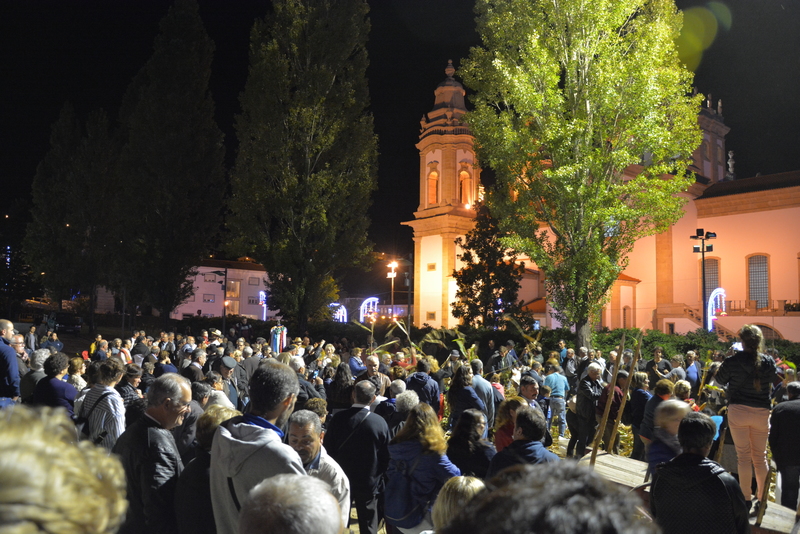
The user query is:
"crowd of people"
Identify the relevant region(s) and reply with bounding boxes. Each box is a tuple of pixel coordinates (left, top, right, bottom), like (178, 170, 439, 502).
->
(0, 317, 798, 534)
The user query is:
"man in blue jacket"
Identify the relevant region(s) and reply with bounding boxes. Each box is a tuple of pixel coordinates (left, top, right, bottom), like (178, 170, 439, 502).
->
(406, 358, 440, 413)
(487, 405, 559, 478)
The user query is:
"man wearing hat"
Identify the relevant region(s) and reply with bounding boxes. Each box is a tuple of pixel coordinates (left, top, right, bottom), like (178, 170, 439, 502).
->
(218, 356, 242, 409)
(208, 329, 222, 347)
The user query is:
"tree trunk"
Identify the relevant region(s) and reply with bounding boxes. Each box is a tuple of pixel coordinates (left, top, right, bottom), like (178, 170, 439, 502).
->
(576, 318, 593, 350)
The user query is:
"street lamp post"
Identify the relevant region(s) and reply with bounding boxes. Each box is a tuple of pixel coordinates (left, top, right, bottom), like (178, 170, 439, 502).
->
(690, 228, 716, 331)
(387, 261, 398, 319)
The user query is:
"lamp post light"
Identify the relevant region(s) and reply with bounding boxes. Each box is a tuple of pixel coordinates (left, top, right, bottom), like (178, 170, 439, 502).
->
(387, 261, 398, 319)
(207, 268, 229, 336)
(690, 228, 717, 331)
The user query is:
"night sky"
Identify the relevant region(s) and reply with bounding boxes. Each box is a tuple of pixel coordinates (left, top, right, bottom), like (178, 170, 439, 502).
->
(2, 0, 798, 261)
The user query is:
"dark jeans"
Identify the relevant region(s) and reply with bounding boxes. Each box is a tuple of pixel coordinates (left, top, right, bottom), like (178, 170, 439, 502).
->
(566, 409, 580, 457)
(352, 491, 380, 534)
(575, 414, 597, 458)
(779, 464, 800, 509)
(631, 426, 645, 461)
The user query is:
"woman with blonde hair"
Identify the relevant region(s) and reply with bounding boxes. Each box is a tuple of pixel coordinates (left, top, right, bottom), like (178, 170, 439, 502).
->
(386, 403, 460, 533)
(493, 396, 527, 453)
(429, 476, 486, 531)
(715, 324, 778, 510)
(0, 406, 127, 533)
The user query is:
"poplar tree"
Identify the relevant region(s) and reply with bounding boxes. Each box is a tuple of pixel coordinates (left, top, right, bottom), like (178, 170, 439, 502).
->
(462, 0, 702, 347)
(25, 105, 121, 330)
(230, 0, 378, 330)
(118, 0, 225, 322)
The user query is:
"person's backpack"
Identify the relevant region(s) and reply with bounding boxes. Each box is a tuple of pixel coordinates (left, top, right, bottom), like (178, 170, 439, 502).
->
(384, 456, 425, 528)
(75, 391, 112, 445)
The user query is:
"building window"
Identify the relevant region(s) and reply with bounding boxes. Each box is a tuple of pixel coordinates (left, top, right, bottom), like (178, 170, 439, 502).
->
(427, 171, 439, 205)
(426, 311, 436, 321)
(703, 258, 719, 306)
(247, 296, 259, 305)
(226, 280, 241, 299)
(203, 294, 215, 303)
(249, 277, 259, 286)
(748, 255, 769, 309)
(622, 306, 631, 328)
(203, 273, 216, 283)
(459, 169, 472, 205)
(666, 322, 675, 335)
(186, 293, 195, 302)
(755, 324, 782, 341)
(427, 263, 436, 272)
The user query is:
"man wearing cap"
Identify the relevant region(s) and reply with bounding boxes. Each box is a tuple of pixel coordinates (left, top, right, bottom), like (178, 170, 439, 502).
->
(217, 356, 242, 409)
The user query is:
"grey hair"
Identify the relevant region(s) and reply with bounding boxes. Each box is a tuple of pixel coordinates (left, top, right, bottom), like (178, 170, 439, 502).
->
(29, 349, 51, 371)
(354, 380, 376, 404)
(587, 362, 603, 374)
(243, 347, 253, 358)
(395, 390, 419, 413)
(470, 359, 484, 373)
(147, 373, 190, 408)
(389, 379, 406, 396)
(289, 356, 305, 372)
(366, 355, 379, 365)
(579, 347, 589, 355)
(288, 410, 322, 436)
(239, 474, 341, 534)
(192, 348, 207, 361)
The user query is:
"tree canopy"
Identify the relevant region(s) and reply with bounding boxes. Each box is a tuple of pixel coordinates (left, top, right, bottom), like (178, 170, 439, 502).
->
(462, 0, 702, 347)
(117, 0, 225, 322)
(452, 203, 526, 328)
(229, 0, 378, 331)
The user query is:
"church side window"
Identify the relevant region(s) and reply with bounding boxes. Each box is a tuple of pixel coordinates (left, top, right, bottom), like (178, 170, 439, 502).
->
(703, 258, 719, 307)
(747, 255, 769, 309)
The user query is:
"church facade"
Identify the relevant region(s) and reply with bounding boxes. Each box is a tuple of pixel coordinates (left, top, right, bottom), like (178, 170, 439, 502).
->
(404, 63, 800, 342)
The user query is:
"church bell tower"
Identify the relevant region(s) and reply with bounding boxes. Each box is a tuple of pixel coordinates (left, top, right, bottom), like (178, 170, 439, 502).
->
(402, 61, 481, 328)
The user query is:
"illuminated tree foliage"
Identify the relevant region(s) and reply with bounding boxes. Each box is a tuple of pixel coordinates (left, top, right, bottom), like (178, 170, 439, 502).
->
(462, 0, 702, 347)
(452, 203, 525, 328)
(230, 0, 377, 331)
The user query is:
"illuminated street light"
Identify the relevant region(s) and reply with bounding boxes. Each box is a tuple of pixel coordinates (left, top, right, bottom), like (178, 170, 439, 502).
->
(690, 228, 717, 331)
(387, 261, 398, 317)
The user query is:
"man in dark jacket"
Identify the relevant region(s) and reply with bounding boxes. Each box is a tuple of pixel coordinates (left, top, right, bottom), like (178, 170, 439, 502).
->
(130, 336, 150, 362)
(289, 356, 326, 411)
(487, 405, 559, 478)
(769, 381, 800, 509)
(575, 363, 603, 458)
(113, 373, 192, 534)
(651, 412, 750, 534)
(405, 358, 440, 413)
(325, 381, 390, 534)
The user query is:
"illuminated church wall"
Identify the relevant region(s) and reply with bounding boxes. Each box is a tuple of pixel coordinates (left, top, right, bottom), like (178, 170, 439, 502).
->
(405, 62, 800, 341)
